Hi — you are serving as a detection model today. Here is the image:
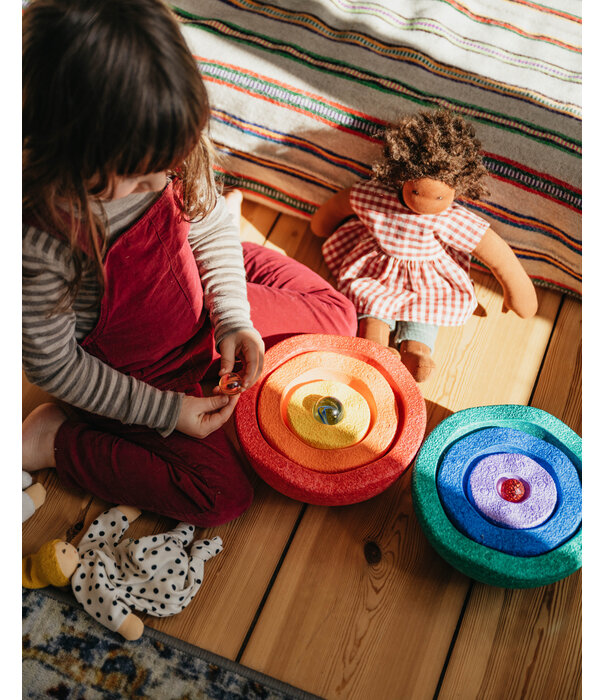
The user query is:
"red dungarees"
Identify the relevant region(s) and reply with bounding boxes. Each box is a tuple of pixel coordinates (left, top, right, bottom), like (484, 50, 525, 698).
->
(54, 184, 357, 526)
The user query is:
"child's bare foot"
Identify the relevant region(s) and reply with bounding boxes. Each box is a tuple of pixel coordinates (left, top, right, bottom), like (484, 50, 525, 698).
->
(400, 340, 436, 382)
(223, 189, 243, 221)
(22, 403, 66, 472)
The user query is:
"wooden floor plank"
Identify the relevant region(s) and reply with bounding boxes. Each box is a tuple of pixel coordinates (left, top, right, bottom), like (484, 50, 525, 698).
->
(143, 482, 303, 659)
(22, 201, 580, 699)
(530, 297, 581, 434)
(264, 212, 333, 279)
(437, 297, 582, 700)
(239, 198, 281, 245)
(438, 573, 582, 700)
(238, 217, 563, 698)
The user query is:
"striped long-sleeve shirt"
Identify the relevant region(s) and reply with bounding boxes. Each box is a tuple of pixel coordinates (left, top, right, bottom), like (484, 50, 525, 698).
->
(22, 188, 254, 436)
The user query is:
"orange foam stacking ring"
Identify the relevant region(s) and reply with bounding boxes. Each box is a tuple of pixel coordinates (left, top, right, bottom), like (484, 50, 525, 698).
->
(258, 351, 398, 471)
(235, 334, 427, 506)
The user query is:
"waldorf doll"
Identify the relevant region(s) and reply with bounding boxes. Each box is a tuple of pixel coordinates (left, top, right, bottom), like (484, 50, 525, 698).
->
(22, 505, 223, 641)
(311, 110, 537, 382)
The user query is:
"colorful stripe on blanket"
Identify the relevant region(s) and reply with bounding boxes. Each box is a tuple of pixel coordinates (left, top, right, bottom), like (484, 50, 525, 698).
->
(174, 0, 581, 296)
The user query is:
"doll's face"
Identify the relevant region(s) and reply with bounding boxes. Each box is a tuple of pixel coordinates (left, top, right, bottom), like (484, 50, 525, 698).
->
(402, 178, 456, 215)
(54, 541, 80, 579)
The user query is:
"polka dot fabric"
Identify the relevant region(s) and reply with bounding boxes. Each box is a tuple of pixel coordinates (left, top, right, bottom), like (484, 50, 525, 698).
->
(321, 180, 490, 325)
(71, 508, 223, 634)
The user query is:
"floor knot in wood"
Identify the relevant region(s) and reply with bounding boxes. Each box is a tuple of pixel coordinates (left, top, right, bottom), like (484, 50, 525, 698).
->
(364, 541, 382, 565)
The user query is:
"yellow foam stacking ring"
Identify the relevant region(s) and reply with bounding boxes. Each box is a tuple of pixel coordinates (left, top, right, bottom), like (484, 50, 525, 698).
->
(287, 380, 371, 450)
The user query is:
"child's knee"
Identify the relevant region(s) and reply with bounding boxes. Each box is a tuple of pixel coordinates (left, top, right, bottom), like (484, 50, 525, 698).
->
(342, 296, 358, 334)
(326, 290, 357, 336)
(198, 477, 254, 527)
(218, 479, 254, 522)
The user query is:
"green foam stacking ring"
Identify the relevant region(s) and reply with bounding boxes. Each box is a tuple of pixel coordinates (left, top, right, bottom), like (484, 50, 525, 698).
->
(411, 405, 582, 588)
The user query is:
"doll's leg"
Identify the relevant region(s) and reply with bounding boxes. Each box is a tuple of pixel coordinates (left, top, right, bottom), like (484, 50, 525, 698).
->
(53, 414, 253, 527)
(357, 316, 400, 356)
(395, 322, 439, 382)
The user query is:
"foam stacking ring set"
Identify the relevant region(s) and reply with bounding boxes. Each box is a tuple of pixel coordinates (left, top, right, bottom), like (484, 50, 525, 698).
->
(233, 336, 582, 588)
(412, 405, 582, 588)
(235, 334, 426, 507)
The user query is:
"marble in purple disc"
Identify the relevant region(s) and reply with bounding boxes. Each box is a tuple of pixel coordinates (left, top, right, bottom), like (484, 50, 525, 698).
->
(468, 453, 557, 529)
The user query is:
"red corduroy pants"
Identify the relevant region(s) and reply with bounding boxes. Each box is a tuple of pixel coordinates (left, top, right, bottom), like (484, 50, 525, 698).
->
(54, 188, 357, 525)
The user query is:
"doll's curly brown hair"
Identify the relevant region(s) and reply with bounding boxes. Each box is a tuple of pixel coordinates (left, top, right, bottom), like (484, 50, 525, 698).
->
(372, 110, 490, 200)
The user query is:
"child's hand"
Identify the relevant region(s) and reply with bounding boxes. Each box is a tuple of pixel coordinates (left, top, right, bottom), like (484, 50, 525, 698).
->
(217, 329, 265, 389)
(176, 394, 239, 439)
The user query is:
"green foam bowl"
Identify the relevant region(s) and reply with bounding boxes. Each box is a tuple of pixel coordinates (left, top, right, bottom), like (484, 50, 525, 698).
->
(411, 405, 582, 588)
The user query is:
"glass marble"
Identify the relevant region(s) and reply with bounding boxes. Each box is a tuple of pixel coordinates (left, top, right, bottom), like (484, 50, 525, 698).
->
(313, 396, 344, 425)
(218, 371, 244, 395)
(499, 477, 526, 503)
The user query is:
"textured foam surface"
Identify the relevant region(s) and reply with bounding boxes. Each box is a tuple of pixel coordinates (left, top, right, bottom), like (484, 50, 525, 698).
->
(412, 405, 582, 588)
(437, 428, 581, 556)
(257, 350, 397, 471)
(287, 380, 370, 451)
(468, 454, 557, 528)
(235, 334, 426, 506)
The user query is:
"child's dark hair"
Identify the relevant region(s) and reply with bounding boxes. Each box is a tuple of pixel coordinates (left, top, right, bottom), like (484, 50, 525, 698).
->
(372, 110, 489, 200)
(23, 0, 216, 307)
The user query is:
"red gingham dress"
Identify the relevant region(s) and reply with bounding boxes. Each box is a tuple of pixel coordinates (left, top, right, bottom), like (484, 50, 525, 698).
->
(322, 180, 490, 326)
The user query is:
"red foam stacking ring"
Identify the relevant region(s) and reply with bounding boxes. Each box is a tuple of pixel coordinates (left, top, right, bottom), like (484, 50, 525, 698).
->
(235, 334, 427, 505)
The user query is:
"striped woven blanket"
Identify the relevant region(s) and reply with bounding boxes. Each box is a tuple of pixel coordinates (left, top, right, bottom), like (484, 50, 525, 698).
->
(174, 0, 582, 297)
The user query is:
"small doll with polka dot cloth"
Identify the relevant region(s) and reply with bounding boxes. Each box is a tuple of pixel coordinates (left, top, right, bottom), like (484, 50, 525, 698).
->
(22, 506, 223, 641)
(311, 110, 538, 382)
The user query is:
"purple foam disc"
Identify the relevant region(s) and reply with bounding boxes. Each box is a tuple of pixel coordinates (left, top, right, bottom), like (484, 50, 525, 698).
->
(468, 453, 557, 529)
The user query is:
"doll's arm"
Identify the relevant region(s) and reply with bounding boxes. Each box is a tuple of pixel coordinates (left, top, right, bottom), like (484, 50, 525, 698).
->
(190, 536, 223, 564)
(472, 229, 538, 318)
(164, 523, 196, 547)
(74, 573, 144, 640)
(117, 612, 144, 641)
(116, 505, 142, 523)
(310, 188, 354, 238)
(80, 507, 139, 551)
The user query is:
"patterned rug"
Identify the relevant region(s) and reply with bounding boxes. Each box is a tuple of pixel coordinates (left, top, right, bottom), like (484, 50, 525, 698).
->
(23, 588, 320, 699)
(174, 0, 582, 297)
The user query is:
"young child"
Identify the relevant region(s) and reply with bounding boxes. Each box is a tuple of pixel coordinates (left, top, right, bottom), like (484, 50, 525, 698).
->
(311, 110, 538, 382)
(22, 0, 357, 527)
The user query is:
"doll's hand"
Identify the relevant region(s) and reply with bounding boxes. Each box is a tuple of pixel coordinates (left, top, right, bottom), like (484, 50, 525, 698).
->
(501, 279, 538, 319)
(117, 505, 142, 523)
(176, 394, 239, 439)
(472, 229, 538, 320)
(217, 328, 265, 389)
(117, 612, 144, 641)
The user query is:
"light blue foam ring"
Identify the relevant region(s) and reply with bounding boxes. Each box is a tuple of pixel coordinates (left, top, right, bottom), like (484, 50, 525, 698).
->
(411, 405, 582, 588)
(436, 427, 582, 556)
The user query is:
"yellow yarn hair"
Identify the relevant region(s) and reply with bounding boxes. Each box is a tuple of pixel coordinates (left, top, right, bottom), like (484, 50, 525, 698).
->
(22, 540, 71, 589)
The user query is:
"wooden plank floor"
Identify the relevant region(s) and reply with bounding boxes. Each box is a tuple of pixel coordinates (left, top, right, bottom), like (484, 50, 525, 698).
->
(22, 199, 581, 699)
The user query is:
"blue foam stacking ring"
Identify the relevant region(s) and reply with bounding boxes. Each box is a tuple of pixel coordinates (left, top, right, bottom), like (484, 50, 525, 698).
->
(411, 405, 582, 588)
(436, 427, 582, 557)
